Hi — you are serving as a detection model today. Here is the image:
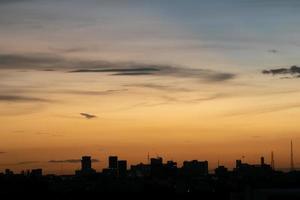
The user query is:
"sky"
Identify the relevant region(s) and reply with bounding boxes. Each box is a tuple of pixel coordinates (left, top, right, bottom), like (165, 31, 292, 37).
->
(1, 0, 300, 174)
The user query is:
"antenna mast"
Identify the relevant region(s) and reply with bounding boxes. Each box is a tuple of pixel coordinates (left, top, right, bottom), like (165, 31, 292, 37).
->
(271, 151, 275, 170)
(291, 140, 295, 171)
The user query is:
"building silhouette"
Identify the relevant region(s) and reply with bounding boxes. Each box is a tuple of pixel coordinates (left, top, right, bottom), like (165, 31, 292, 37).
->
(103, 156, 129, 177)
(5, 169, 13, 176)
(117, 160, 127, 177)
(82, 156, 92, 171)
(234, 157, 273, 177)
(215, 165, 228, 177)
(2, 151, 300, 198)
(30, 169, 42, 177)
(150, 157, 163, 166)
(150, 157, 164, 177)
(182, 160, 208, 176)
(75, 156, 96, 175)
(130, 163, 151, 177)
(109, 156, 118, 169)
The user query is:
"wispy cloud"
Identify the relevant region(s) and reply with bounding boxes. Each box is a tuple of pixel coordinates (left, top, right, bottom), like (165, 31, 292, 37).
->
(225, 103, 300, 117)
(0, 0, 32, 4)
(0, 161, 40, 166)
(0, 95, 50, 102)
(48, 159, 99, 163)
(16, 161, 40, 165)
(35, 132, 62, 137)
(48, 47, 90, 54)
(70, 65, 235, 82)
(116, 93, 225, 111)
(124, 83, 192, 92)
(268, 49, 278, 54)
(0, 53, 235, 82)
(80, 113, 97, 119)
(0, 53, 66, 70)
(61, 89, 128, 96)
(262, 66, 300, 78)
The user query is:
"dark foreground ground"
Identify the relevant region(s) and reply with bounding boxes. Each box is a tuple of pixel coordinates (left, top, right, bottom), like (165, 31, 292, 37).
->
(1, 170, 300, 200)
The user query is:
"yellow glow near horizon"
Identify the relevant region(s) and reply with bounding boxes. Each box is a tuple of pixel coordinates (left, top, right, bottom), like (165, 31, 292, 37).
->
(0, 69, 299, 174)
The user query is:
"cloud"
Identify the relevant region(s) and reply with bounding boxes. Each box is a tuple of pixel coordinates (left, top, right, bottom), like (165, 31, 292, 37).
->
(0, 95, 50, 102)
(35, 132, 62, 137)
(225, 102, 300, 117)
(0, 53, 66, 70)
(61, 89, 128, 96)
(48, 159, 99, 163)
(48, 47, 90, 54)
(124, 83, 191, 92)
(0, 0, 32, 4)
(247, 0, 300, 7)
(0, 161, 40, 166)
(80, 113, 97, 119)
(117, 93, 225, 111)
(268, 49, 278, 54)
(16, 161, 40, 165)
(70, 67, 160, 73)
(262, 65, 300, 78)
(70, 65, 235, 82)
(0, 53, 235, 82)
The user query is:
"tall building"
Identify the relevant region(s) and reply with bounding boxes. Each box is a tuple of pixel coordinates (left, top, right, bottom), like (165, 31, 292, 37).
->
(130, 163, 151, 178)
(236, 160, 242, 169)
(30, 169, 42, 177)
(182, 160, 208, 176)
(150, 157, 163, 177)
(150, 157, 163, 166)
(165, 160, 178, 177)
(215, 165, 228, 177)
(5, 169, 13, 176)
(109, 156, 118, 169)
(260, 157, 265, 166)
(81, 156, 92, 172)
(234, 157, 273, 177)
(76, 156, 96, 175)
(118, 160, 127, 177)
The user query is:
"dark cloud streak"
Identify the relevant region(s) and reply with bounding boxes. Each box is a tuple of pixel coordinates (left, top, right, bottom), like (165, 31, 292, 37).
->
(0, 161, 40, 166)
(70, 66, 235, 82)
(48, 159, 99, 163)
(60, 89, 128, 96)
(80, 113, 97, 119)
(0, 95, 50, 102)
(124, 83, 192, 92)
(262, 65, 300, 78)
(225, 103, 300, 117)
(0, 53, 235, 82)
(0, 53, 65, 70)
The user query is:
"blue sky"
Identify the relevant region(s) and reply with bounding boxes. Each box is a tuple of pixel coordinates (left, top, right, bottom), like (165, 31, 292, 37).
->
(1, 0, 300, 72)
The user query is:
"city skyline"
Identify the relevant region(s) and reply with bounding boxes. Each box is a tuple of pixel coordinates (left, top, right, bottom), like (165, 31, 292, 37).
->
(1, 0, 300, 175)
(2, 153, 295, 197)
(0, 153, 276, 175)
(0, 143, 297, 175)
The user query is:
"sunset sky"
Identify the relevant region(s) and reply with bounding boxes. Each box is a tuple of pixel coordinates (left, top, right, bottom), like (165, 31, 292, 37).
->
(1, 0, 300, 174)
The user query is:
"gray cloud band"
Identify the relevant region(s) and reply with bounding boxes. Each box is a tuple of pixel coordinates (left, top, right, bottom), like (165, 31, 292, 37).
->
(0, 53, 235, 82)
(262, 66, 300, 78)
